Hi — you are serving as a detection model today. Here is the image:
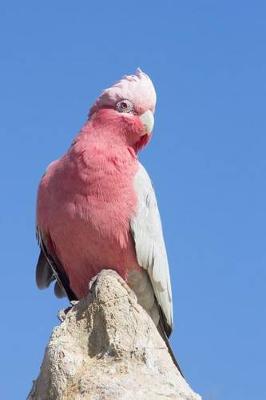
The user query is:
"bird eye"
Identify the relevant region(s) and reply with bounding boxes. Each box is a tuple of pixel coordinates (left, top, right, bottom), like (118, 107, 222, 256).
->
(116, 99, 133, 113)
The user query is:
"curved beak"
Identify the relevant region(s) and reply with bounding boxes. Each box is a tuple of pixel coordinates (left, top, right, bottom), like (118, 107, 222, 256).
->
(139, 110, 154, 135)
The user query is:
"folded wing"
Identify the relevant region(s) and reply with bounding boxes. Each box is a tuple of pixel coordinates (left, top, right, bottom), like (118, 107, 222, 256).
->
(130, 163, 173, 336)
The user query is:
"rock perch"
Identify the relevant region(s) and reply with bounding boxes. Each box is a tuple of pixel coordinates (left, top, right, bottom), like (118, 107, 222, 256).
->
(28, 270, 201, 400)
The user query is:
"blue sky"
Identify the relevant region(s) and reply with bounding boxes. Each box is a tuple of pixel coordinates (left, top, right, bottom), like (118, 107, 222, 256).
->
(1, 1, 265, 399)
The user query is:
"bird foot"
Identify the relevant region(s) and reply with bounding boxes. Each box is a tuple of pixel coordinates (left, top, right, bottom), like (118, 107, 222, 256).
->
(57, 303, 78, 322)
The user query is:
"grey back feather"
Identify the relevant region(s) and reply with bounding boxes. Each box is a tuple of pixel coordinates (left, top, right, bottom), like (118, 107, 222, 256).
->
(36, 248, 67, 299)
(130, 163, 173, 333)
(35, 226, 69, 299)
(36, 250, 55, 289)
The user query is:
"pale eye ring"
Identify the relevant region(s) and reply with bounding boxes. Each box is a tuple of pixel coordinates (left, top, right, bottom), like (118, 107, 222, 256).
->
(116, 99, 133, 113)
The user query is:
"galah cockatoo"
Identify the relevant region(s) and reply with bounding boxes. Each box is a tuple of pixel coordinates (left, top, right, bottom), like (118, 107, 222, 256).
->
(36, 69, 182, 373)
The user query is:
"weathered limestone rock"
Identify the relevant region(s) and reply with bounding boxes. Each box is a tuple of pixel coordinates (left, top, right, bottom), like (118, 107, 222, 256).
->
(28, 270, 201, 400)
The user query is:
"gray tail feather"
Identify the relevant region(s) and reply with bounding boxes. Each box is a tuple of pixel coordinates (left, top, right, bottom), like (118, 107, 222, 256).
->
(158, 320, 184, 378)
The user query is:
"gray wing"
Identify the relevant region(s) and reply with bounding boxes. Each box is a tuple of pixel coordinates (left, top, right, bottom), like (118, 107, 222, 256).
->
(36, 248, 66, 298)
(35, 229, 72, 299)
(36, 249, 55, 289)
(35, 164, 67, 299)
(130, 163, 173, 335)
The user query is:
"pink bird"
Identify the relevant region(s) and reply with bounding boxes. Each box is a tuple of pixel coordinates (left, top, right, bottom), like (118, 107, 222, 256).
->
(36, 69, 182, 373)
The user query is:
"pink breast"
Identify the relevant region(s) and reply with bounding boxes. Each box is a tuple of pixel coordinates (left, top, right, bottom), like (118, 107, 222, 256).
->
(37, 135, 140, 298)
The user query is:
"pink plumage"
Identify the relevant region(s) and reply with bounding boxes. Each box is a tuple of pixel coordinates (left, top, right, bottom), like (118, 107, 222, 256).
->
(36, 69, 182, 372)
(37, 109, 140, 298)
(37, 69, 153, 295)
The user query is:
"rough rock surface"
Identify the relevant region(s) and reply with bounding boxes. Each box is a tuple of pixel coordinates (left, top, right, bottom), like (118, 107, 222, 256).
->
(28, 270, 201, 400)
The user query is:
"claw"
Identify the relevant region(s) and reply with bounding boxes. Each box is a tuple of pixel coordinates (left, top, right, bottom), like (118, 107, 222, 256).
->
(57, 305, 73, 322)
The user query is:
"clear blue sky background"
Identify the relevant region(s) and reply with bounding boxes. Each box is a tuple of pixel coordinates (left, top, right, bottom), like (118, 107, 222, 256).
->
(1, 1, 265, 399)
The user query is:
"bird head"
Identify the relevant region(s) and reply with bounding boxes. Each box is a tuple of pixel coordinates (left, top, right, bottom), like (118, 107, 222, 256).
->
(89, 69, 156, 152)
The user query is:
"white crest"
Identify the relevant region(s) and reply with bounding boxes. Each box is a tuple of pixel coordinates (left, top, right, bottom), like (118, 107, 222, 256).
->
(90, 69, 156, 115)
